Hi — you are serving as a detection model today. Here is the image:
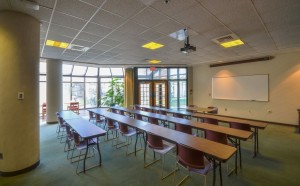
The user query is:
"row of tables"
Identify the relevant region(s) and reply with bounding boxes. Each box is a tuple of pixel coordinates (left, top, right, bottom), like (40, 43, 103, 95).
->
(88, 108, 236, 186)
(133, 105, 268, 157)
(57, 110, 107, 173)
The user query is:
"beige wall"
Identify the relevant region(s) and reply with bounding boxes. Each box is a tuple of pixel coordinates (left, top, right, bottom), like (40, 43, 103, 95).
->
(193, 51, 300, 125)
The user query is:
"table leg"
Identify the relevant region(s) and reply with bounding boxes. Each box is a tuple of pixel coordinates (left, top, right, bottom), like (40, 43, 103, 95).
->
(213, 159, 216, 186)
(238, 139, 242, 169)
(96, 137, 102, 166)
(253, 128, 258, 158)
(83, 139, 89, 173)
(219, 161, 223, 186)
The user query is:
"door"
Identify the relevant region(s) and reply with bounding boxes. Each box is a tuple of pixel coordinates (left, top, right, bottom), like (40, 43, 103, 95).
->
(138, 81, 168, 107)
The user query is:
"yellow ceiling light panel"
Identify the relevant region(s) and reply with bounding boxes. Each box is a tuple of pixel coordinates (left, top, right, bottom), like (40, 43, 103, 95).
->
(46, 40, 69, 49)
(148, 59, 161, 64)
(142, 42, 164, 50)
(220, 39, 244, 48)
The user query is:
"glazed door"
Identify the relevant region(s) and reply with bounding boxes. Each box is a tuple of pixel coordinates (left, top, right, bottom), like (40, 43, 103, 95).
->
(138, 81, 168, 107)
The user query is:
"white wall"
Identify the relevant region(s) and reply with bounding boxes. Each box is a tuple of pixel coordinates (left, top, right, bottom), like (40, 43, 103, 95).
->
(193, 51, 300, 125)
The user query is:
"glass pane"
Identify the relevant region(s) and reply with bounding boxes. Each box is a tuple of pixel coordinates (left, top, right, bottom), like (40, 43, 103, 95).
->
(72, 77, 84, 82)
(63, 64, 73, 75)
(153, 68, 167, 79)
(179, 81, 187, 107)
(72, 66, 87, 76)
(39, 75, 46, 81)
(40, 62, 46, 74)
(179, 68, 187, 79)
(71, 83, 84, 109)
(39, 82, 46, 114)
(86, 67, 98, 76)
(169, 81, 178, 108)
(100, 82, 110, 106)
(140, 83, 150, 106)
(111, 68, 123, 76)
(169, 68, 178, 79)
(100, 78, 112, 82)
(63, 83, 71, 110)
(86, 82, 97, 108)
(99, 68, 111, 76)
(86, 77, 97, 82)
(63, 76, 71, 82)
(155, 83, 166, 107)
(138, 68, 152, 79)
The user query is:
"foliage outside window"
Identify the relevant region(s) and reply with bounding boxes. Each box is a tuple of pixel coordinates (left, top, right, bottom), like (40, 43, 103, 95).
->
(101, 77, 124, 107)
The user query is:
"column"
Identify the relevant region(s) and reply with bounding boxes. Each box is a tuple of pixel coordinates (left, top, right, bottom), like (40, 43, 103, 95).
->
(46, 59, 62, 123)
(0, 11, 40, 176)
(124, 68, 134, 108)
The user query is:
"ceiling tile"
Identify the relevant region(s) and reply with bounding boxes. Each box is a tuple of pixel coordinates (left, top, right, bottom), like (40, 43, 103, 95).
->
(153, 20, 184, 35)
(72, 39, 96, 47)
(49, 24, 79, 38)
(139, 29, 164, 41)
(150, 0, 198, 17)
(91, 9, 125, 29)
(56, 0, 97, 20)
(83, 22, 112, 37)
(47, 32, 73, 43)
(52, 11, 87, 30)
(80, 0, 106, 7)
(116, 21, 148, 35)
(131, 7, 168, 27)
(98, 38, 121, 47)
(76, 32, 102, 43)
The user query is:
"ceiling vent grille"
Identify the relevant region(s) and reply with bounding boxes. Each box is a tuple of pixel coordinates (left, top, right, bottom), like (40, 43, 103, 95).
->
(212, 34, 239, 44)
(67, 44, 89, 52)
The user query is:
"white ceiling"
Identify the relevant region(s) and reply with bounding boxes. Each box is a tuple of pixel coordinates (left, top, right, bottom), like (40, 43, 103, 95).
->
(1, 0, 300, 66)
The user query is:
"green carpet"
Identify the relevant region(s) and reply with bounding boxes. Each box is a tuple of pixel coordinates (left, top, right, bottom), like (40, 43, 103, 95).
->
(1, 116, 300, 186)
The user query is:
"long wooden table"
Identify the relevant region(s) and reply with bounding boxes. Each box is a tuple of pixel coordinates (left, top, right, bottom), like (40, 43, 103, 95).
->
(59, 112, 107, 173)
(134, 105, 193, 118)
(112, 106, 252, 174)
(89, 108, 236, 185)
(193, 113, 268, 157)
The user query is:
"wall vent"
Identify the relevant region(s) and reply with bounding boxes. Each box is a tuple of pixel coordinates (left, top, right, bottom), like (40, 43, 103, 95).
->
(67, 44, 89, 52)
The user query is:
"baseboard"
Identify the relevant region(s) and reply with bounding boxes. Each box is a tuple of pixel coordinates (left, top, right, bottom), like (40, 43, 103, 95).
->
(0, 160, 40, 177)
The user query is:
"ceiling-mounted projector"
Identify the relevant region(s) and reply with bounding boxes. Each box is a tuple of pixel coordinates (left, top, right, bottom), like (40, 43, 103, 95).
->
(180, 29, 196, 54)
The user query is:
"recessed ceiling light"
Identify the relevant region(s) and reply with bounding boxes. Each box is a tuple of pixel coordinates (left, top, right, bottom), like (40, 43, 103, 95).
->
(148, 59, 161, 64)
(46, 40, 69, 49)
(220, 39, 244, 48)
(142, 42, 164, 50)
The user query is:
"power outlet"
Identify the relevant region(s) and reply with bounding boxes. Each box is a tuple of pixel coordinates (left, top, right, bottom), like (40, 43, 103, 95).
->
(0, 153, 3, 160)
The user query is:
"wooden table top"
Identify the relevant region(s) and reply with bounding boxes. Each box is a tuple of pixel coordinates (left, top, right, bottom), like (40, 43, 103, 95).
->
(89, 108, 236, 162)
(65, 118, 106, 139)
(57, 110, 80, 120)
(113, 107, 252, 140)
(136, 105, 193, 116)
(140, 124, 236, 162)
(193, 113, 268, 129)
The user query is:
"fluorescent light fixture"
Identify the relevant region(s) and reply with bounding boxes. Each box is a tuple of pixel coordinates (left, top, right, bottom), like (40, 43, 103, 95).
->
(148, 59, 161, 64)
(142, 42, 164, 50)
(169, 29, 186, 41)
(67, 44, 90, 52)
(220, 39, 244, 48)
(46, 40, 69, 49)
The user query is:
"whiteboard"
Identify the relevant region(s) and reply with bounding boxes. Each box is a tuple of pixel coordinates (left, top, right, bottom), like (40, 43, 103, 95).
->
(212, 75, 269, 101)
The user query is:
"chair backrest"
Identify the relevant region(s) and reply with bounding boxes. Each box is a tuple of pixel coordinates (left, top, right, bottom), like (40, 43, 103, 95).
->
(118, 122, 128, 133)
(147, 133, 164, 149)
(110, 108, 118, 114)
(107, 118, 117, 129)
(88, 111, 94, 119)
(207, 106, 218, 114)
(73, 131, 82, 146)
(175, 123, 192, 135)
(203, 117, 218, 125)
(144, 108, 153, 113)
(173, 113, 184, 118)
(70, 102, 79, 108)
(56, 112, 60, 117)
(157, 110, 167, 115)
(57, 116, 64, 126)
(135, 114, 143, 120)
(96, 114, 101, 122)
(148, 117, 159, 125)
(177, 144, 205, 169)
(205, 130, 228, 145)
(42, 103, 46, 111)
(119, 110, 125, 116)
(229, 122, 251, 131)
(65, 123, 72, 137)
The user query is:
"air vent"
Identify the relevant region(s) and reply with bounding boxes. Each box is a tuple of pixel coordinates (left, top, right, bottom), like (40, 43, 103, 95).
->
(212, 34, 239, 44)
(67, 44, 89, 52)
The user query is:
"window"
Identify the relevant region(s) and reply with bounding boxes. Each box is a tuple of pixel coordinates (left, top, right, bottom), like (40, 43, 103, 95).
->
(99, 68, 111, 76)
(63, 64, 73, 75)
(72, 66, 87, 76)
(85, 78, 97, 108)
(86, 67, 98, 76)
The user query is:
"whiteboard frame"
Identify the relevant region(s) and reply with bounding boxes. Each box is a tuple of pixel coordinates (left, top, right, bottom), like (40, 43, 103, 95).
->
(212, 74, 269, 102)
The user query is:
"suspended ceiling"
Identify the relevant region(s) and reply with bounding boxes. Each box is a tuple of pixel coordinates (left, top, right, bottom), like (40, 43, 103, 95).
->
(1, 0, 300, 66)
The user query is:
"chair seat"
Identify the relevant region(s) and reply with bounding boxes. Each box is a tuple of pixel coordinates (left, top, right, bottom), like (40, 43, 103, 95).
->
(121, 128, 136, 137)
(152, 141, 175, 154)
(185, 157, 213, 175)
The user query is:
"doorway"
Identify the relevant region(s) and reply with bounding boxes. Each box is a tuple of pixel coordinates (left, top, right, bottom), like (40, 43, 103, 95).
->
(138, 81, 168, 108)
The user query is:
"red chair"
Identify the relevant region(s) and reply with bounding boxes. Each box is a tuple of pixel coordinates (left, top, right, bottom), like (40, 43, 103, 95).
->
(157, 110, 169, 127)
(148, 117, 159, 125)
(144, 108, 153, 113)
(135, 113, 144, 121)
(175, 123, 193, 135)
(110, 108, 118, 114)
(203, 117, 218, 125)
(144, 132, 176, 180)
(67, 102, 79, 114)
(116, 122, 142, 156)
(173, 113, 185, 118)
(41, 103, 46, 119)
(88, 110, 96, 123)
(106, 118, 119, 142)
(174, 143, 213, 186)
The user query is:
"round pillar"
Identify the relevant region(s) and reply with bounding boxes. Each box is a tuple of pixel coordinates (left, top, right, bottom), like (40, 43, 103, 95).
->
(46, 59, 62, 123)
(0, 11, 40, 176)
